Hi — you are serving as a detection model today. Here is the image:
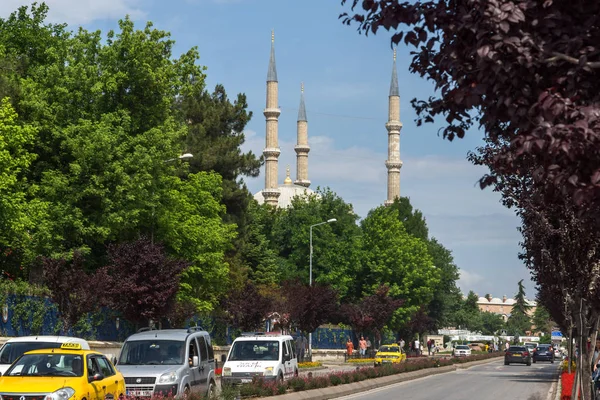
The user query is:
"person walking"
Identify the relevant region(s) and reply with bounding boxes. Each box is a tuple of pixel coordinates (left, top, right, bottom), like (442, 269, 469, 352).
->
(359, 336, 367, 358)
(414, 338, 420, 356)
(346, 338, 354, 359)
(295, 334, 307, 362)
(366, 338, 372, 357)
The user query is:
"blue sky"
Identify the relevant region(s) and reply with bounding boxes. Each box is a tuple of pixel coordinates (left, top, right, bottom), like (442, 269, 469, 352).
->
(1, 0, 537, 300)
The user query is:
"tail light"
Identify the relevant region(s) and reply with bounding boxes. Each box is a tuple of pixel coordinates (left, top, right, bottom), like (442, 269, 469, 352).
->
(524, 351, 529, 356)
(505, 352, 510, 356)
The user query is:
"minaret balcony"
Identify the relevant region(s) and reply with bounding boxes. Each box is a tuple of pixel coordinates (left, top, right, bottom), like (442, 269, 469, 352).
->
(293, 179, 311, 188)
(385, 160, 403, 171)
(262, 188, 281, 198)
(294, 144, 311, 153)
(386, 121, 403, 131)
(263, 147, 281, 159)
(263, 108, 281, 118)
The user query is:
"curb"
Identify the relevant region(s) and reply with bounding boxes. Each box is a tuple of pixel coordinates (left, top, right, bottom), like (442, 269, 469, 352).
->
(263, 356, 503, 400)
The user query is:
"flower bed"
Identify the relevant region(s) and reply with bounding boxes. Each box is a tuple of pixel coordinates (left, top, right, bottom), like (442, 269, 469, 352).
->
(298, 361, 323, 368)
(561, 372, 575, 400)
(347, 358, 376, 364)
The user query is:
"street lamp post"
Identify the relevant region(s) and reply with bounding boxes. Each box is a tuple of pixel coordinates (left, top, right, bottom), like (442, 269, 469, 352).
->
(151, 153, 194, 243)
(308, 218, 337, 359)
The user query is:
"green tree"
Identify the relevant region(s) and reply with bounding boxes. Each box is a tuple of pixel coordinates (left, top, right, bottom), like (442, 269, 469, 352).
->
(506, 280, 532, 336)
(389, 197, 461, 330)
(532, 304, 553, 335)
(359, 205, 438, 329)
(268, 188, 362, 300)
(453, 291, 484, 332)
(0, 97, 43, 271)
(480, 312, 505, 335)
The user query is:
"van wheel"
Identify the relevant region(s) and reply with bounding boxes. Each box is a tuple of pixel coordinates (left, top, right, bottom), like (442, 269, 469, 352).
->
(183, 386, 191, 399)
(207, 381, 217, 399)
(294, 369, 298, 377)
(277, 373, 284, 384)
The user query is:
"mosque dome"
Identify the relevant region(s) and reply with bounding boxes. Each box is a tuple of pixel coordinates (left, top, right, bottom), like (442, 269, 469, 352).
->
(254, 168, 317, 208)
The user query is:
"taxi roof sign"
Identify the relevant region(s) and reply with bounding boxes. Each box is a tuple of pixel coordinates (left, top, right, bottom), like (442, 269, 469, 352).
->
(61, 342, 82, 350)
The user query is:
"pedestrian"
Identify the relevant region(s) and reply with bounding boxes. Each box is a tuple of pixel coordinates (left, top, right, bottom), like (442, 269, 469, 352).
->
(366, 337, 372, 357)
(414, 338, 420, 356)
(430, 340, 436, 355)
(505, 341, 510, 351)
(359, 336, 367, 358)
(346, 338, 354, 358)
(399, 338, 405, 354)
(295, 334, 307, 362)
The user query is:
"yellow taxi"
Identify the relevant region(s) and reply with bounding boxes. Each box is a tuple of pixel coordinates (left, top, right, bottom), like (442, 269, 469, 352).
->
(0, 342, 125, 400)
(373, 344, 406, 367)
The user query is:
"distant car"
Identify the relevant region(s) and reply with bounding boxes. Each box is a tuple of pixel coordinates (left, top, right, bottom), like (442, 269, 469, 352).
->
(505, 345, 532, 366)
(374, 344, 405, 367)
(533, 344, 555, 363)
(453, 345, 471, 357)
(524, 342, 538, 352)
(554, 348, 563, 359)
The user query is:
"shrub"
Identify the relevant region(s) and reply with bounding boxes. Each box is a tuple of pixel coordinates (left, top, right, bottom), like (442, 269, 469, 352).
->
(288, 376, 307, 392)
(329, 373, 343, 386)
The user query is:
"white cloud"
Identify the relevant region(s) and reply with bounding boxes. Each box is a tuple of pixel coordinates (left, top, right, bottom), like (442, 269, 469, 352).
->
(458, 269, 485, 291)
(0, 0, 146, 25)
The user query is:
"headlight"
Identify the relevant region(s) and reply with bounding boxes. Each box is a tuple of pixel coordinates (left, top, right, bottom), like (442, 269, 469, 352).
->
(264, 367, 274, 376)
(158, 372, 178, 383)
(223, 367, 232, 376)
(45, 388, 75, 400)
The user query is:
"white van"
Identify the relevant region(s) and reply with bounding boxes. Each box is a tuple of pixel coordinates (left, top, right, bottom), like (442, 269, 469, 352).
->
(222, 333, 298, 385)
(0, 335, 90, 375)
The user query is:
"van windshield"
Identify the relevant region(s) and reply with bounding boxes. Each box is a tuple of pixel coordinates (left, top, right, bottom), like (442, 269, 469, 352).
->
(0, 342, 63, 365)
(118, 340, 185, 365)
(228, 341, 280, 361)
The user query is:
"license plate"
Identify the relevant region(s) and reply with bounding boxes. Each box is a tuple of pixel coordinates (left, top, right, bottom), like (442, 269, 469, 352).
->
(127, 390, 153, 397)
(514, 354, 522, 357)
(241, 378, 252, 383)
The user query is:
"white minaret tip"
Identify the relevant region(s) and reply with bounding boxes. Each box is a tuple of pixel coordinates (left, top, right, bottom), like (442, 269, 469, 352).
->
(390, 48, 399, 97)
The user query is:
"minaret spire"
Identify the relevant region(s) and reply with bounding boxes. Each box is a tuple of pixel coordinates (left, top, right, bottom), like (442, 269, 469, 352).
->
(262, 30, 281, 206)
(295, 82, 310, 188)
(384, 47, 403, 206)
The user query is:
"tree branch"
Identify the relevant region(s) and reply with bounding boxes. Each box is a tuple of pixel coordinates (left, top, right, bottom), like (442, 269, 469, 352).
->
(544, 52, 600, 68)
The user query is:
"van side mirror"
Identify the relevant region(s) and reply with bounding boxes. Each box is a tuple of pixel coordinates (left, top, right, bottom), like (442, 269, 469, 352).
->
(221, 354, 226, 363)
(111, 357, 117, 365)
(192, 356, 199, 367)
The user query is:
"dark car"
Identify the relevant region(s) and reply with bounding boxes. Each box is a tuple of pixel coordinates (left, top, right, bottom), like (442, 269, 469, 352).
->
(505, 346, 532, 366)
(533, 344, 555, 363)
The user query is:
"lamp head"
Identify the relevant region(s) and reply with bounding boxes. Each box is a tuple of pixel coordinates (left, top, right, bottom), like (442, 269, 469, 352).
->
(179, 153, 193, 159)
(327, 218, 337, 223)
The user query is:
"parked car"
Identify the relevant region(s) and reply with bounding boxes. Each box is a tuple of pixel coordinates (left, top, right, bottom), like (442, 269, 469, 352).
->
(0, 335, 90, 375)
(533, 344, 555, 363)
(222, 332, 298, 385)
(116, 327, 216, 398)
(452, 345, 471, 357)
(374, 344, 405, 367)
(0, 342, 125, 398)
(505, 345, 532, 366)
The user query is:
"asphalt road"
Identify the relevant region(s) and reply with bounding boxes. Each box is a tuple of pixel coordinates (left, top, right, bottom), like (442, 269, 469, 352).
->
(336, 359, 559, 400)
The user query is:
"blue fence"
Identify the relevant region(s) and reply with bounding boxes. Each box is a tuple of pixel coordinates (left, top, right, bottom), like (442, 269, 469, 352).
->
(1, 295, 380, 349)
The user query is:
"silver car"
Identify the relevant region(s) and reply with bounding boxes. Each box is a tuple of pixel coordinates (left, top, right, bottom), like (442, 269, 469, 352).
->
(116, 327, 216, 398)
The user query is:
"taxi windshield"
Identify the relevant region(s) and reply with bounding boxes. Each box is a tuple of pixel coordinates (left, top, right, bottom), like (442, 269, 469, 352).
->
(228, 341, 279, 361)
(118, 340, 185, 365)
(5, 353, 84, 377)
(0, 342, 64, 365)
(378, 346, 399, 353)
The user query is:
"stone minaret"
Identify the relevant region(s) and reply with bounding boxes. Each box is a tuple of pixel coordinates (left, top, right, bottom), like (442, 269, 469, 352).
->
(294, 83, 311, 188)
(262, 30, 281, 206)
(384, 48, 403, 206)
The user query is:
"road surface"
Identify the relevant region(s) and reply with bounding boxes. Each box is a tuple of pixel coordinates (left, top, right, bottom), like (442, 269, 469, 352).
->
(336, 359, 559, 400)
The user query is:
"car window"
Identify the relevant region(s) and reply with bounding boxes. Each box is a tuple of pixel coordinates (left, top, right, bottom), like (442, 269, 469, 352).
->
(206, 336, 214, 361)
(508, 346, 527, 351)
(197, 335, 208, 362)
(96, 356, 115, 377)
(5, 353, 83, 377)
(87, 355, 101, 376)
(117, 340, 185, 366)
(0, 342, 63, 365)
(379, 346, 400, 352)
(228, 340, 280, 361)
(456, 345, 470, 350)
(288, 340, 296, 359)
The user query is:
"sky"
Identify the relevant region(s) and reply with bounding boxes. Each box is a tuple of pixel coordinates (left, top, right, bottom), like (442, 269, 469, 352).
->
(0, 0, 537, 300)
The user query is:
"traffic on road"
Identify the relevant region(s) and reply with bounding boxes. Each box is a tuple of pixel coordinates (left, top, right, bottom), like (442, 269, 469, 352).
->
(336, 359, 559, 400)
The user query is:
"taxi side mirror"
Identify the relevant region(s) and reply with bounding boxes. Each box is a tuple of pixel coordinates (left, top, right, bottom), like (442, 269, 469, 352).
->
(89, 373, 104, 383)
(111, 357, 117, 365)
